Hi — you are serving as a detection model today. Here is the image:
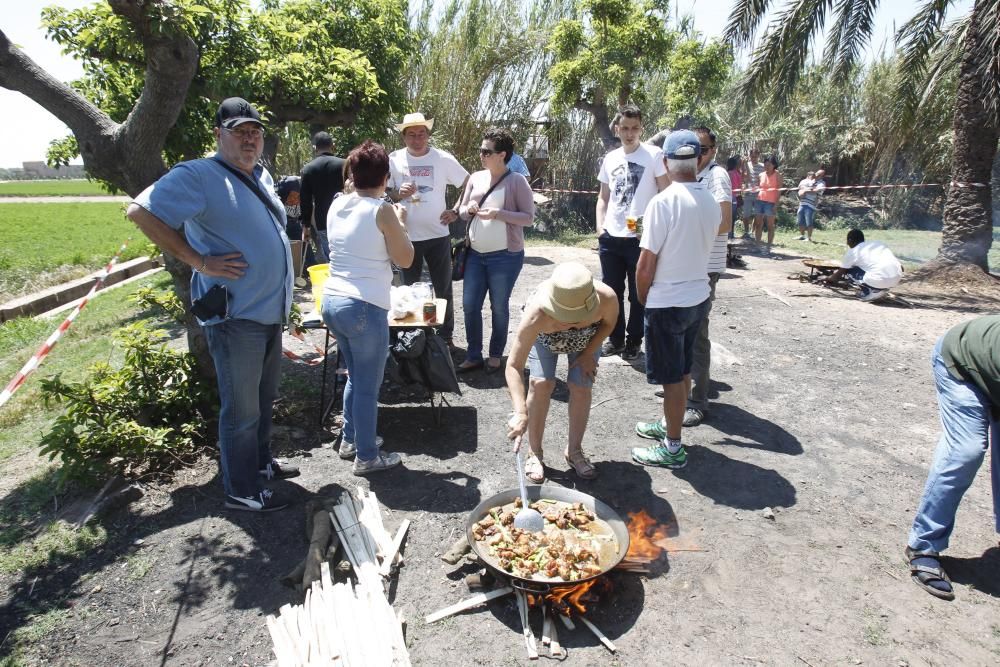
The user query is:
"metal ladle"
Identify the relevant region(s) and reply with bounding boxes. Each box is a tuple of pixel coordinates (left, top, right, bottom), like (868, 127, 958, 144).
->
(514, 448, 545, 532)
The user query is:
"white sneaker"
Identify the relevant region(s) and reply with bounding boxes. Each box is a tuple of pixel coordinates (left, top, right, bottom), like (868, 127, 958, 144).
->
(338, 435, 384, 460)
(353, 452, 402, 476)
(860, 288, 889, 303)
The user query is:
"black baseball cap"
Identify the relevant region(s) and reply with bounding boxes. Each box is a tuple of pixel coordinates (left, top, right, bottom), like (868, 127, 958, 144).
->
(215, 97, 264, 129)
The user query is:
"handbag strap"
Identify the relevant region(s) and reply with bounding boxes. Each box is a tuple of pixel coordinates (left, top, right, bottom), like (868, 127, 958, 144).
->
(464, 168, 512, 241)
(212, 157, 285, 223)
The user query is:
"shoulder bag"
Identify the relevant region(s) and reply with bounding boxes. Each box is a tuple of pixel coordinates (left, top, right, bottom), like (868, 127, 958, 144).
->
(451, 169, 511, 281)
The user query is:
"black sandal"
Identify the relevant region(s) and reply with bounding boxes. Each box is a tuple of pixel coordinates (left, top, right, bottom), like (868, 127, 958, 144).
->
(905, 546, 955, 601)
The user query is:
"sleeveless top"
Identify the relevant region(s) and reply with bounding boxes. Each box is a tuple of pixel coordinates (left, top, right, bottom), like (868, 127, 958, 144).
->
(536, 323, 600, 354)
(324, 194, 393, 310)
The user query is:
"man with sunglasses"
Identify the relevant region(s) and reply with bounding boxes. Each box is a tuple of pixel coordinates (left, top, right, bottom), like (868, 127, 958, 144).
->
(127, 97, 298, 513)
(682, 126, 733, 427)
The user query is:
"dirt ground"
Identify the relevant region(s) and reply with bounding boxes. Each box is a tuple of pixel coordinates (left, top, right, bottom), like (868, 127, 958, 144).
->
(2, 241, 999, 666)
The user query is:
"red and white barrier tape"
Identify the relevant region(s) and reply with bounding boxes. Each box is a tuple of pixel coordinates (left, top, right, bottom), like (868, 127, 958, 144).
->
(534, 181, 990, 196)
(0, 240, 130, 410)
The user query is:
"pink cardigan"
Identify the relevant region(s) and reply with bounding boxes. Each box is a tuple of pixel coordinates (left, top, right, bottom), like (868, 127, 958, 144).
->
(458, 169, 535, 252)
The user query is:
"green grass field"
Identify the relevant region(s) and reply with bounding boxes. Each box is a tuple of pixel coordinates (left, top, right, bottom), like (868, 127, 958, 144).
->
(0, 202, 154, 303)
(0, 180, 113, 197)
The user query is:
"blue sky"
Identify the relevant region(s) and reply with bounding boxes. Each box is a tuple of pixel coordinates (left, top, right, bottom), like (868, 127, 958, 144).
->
(0, 0, 973, 169)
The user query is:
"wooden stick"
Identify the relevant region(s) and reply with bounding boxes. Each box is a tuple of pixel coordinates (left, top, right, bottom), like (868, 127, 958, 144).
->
(541, 606, 551, 646)
(424, 586, 514, 623)
(579, 615, 616, 653)
(515, 590, 538, 660)
(379, 519, 410, 577)
(548, 613, 564, 657)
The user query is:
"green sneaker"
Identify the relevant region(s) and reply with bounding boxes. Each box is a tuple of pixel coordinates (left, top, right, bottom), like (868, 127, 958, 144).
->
(631, 444, 688, 469)
(635, 418, 666, 441)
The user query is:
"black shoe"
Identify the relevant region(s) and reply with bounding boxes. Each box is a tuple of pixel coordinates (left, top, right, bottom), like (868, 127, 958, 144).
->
(621, 341, 642, 361)
(601, 340, 625, 357)
(259, 458, 300, 480)
(224, 488, 290, 512)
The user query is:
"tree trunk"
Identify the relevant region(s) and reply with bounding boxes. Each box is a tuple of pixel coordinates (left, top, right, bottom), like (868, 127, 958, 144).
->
(938, 0, 998, 271)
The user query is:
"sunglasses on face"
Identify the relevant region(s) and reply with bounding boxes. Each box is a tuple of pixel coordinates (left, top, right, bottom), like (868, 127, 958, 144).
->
(701, 144, 715, 151)
(224, 127, 265, 140)
(479, 148, 498, 156)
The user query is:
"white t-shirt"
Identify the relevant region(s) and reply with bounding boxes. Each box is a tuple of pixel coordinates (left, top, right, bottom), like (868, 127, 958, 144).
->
(388, 147, 469, 242)
(840, 240, 903, 289)
(640, 181, 721, 308)
(598, 144, 667, 238)
(698, 163, 732, 274)
(469, 186, 508, 253)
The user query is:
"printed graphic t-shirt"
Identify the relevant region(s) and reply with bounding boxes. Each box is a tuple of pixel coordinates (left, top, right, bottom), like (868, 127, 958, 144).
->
(598, 144, 667, 238)
(388, 147, 469, 242)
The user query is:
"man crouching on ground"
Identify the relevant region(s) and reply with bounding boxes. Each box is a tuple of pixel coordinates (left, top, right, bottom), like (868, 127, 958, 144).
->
(631, 130, 720, 469)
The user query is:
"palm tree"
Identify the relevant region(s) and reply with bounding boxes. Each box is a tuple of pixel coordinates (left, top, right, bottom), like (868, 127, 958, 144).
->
(725, 0, 999, 273)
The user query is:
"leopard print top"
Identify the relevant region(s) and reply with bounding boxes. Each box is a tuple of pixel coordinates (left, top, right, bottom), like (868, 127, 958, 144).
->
(536, 323, 600, 354)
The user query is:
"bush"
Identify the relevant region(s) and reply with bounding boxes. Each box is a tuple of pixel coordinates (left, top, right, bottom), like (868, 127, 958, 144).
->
(38, 322, 215, 486)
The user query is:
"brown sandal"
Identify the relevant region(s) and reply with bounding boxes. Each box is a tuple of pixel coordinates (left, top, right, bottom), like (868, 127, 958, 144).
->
(524, 452, 545, 483)
(565, 451, 598, 479)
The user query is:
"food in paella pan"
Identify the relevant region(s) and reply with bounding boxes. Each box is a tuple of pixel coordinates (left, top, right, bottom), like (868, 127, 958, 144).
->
(471, 500, 617, 581)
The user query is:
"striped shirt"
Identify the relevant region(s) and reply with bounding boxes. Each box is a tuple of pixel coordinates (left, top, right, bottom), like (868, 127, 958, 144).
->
(698, 163, 732, 274)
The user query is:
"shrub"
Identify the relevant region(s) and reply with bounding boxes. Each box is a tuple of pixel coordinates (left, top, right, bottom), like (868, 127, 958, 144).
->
(39, 322, 215, 486)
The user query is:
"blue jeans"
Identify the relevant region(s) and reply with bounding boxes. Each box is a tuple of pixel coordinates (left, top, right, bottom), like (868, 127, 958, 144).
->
(528, 342, 601, 388)
(203, 319, 283, 497)
(463, 248, 524, 362)
(321, 295, 389, 462)
(315, 229, 330, 264)
(797, 205, 816, 228)
(908, 337, 1000, 553)
(598, 233, 643, 346)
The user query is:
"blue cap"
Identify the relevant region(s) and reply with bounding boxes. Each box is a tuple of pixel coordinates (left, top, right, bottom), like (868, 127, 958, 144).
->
(664, 130, 700, 160)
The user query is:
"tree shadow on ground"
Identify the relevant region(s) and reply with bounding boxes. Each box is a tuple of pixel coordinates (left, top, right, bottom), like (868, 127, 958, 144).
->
(377, 405, 478, 460)
(0, 469, 313, 663)
(672, 446, 797, 510)
(707, 403, 804, 455)
(941, 546, 1000, 599)
(353, 469, 482, 513)
(523, 255, 555, 267)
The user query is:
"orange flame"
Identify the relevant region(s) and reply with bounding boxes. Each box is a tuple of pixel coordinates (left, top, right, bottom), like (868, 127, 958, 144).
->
(625, 510, 671, 560)
(533, 577, 612, 615)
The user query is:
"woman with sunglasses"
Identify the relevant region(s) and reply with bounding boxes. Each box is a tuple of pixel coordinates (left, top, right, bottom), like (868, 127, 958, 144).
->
(456, 128, 535, 373)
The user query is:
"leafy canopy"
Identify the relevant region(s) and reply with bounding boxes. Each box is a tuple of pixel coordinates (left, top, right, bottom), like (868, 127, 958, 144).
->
(42, 0, 411, 165)
(548, 0, 675, 112)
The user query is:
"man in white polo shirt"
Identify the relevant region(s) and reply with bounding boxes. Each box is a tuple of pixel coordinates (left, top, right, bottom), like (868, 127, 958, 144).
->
(683, 125, 732, 427)
(631, 130, 720, 469)
(388, 113, 469, 344)
(596, 104, 669, 361)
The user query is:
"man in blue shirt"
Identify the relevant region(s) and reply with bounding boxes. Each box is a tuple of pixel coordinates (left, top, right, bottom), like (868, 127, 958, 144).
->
(127, 97, 298, 512)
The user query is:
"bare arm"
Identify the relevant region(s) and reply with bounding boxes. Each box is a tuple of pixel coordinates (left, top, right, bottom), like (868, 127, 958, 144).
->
(376, 202, 415, 268)
(505, 305, 546, 446)
(126, 203, 246, 279)
(568, 286, 619, 379)
(595, 183, 610, 235)
(718, 201, 733, 235)
(636, 249, 659, 305)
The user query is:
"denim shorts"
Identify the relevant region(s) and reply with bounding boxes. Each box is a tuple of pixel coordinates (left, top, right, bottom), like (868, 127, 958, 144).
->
(643, 299, 710, 385)
(528, 341, 601, 388)
(754, 199, 776, 216)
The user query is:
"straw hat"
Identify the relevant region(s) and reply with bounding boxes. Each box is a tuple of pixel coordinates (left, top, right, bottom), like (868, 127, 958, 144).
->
(535, 263, 600, 323)
(395, 112, 434, 132)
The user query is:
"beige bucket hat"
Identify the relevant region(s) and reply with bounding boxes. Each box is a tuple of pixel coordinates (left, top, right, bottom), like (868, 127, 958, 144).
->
(535, 262, 601, 323)
(395, 112, 434, 132)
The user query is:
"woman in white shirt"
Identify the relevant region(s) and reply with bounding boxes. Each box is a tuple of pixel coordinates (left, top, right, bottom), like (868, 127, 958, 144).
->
(455, 128, 535, 373)
(321, 140, 414, 475)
